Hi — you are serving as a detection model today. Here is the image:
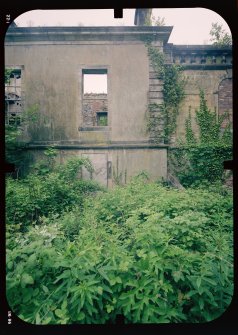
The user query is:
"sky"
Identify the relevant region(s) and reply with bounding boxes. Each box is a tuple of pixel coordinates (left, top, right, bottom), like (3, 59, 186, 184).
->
(14, 8, 231, 45)
(84, 74, 107, 94)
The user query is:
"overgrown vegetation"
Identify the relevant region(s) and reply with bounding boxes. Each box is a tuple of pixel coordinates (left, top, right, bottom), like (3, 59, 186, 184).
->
(6, 175, 233, 324)
(145, 34, 232, 187)
(169, 90, 232, 187)
(5, 33, 233, 325)
(6, 154, 102, 232)
(146, 42, 185, 143)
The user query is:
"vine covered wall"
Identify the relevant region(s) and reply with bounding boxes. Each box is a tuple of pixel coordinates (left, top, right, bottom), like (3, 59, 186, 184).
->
(145, 41, 232, 187)
(146, 40, 186, 144)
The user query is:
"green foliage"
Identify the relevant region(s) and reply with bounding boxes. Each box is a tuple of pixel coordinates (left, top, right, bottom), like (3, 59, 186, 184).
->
(112, 156, 124, 185)
(5, 104, 40, 177)
(169, 146, 232, 187)
(170, 90, 232, 187)
(163, 65, 185, 141)
(209, 22, 232, 46)
(6, 179, 233, 324)
(112, 168, 123, 186)
(6, 156, 102, 231)
(185, 110, 196, 145)
(22, 104, 40, 124)
(146, 44, 185, 143)
(5, 125, 25, 166)
(5, 68, 13, 84)
(195, 91, 225, 144)
(31, 146, 58, 176)
(97, 115, 108, 126)
(147, 44, 165, 78)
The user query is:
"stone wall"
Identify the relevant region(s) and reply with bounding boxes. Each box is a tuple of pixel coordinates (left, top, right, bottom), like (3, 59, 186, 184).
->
(218, 78, 232, 129)
(82, 94, 108, 127)
(163, 44, 232, 141)
(4, 26, 232, 186)
(164, 44, 232, 67)
(148, 42, 164, 143)
(28, 144, 168, 187)
(175, 69, 232, 139)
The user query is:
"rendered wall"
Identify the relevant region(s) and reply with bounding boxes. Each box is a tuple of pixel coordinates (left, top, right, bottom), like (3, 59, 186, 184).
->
(5, 27, 232, 186)
(176, 69, 232, 139)
(5, 42, 150, 143)
(28, 147, 167, 187)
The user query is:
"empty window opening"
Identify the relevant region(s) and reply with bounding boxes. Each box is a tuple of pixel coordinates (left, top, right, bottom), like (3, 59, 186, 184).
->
(82, 69, 108, 127)
(5, 68, 22, 126)
(83, 69, 107, 94)
(97, 112, 108, 126)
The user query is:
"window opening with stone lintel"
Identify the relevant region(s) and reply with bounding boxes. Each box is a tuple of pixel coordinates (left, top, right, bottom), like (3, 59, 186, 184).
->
(81, 68, 108, 130)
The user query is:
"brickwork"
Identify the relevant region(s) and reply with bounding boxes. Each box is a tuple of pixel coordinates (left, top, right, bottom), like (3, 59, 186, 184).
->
(82, 93, 108, 127)
(148, 44, 164, 143)
(218, 78, 232, 129)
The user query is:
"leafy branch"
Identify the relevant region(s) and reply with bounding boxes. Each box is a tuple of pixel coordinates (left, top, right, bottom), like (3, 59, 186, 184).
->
(209, 22, 232, 47)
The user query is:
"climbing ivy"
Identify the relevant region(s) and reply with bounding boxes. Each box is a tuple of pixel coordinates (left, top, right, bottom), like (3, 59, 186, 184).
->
(144, 41, 232, 187)
(146, 42, 186, 143)
(169, 90, 232, 187)
(184, 108, 196, 145)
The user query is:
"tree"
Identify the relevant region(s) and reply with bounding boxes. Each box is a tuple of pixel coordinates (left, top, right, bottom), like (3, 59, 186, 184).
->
(209, 22, 232, 46)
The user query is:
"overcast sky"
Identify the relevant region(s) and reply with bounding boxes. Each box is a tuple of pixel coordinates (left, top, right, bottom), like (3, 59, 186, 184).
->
(14, 8, 231, 45)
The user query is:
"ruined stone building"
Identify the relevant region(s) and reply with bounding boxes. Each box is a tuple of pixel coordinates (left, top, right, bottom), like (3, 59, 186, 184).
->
(5, 26, 232, 186)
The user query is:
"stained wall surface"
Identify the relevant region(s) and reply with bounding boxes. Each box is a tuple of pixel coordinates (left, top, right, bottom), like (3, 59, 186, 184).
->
(28, 147, 167, 187)
(176, 69, 232, 140)
(5, 27, 232, 186)
(5, 41, 150, 143)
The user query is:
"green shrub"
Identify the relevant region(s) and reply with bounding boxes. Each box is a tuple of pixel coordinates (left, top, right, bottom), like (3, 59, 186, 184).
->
(169, 145, 232, 187)
(6, 157, 103, 231)
(169, 90, 232, 187)
(6, 179, 233, 324)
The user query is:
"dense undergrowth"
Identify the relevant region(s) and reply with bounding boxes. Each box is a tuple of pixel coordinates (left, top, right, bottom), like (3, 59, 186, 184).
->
(6, 157, 102, 231)
(6, 169, 233, 324)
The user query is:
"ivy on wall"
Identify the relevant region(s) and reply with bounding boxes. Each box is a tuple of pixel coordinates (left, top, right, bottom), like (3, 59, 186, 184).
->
(169, 90, 232, 187)
(146, 41, 186, 143)
(144, 40, 232, 187)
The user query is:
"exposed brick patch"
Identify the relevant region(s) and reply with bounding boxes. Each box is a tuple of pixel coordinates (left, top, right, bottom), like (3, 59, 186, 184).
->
(82, 93, 108, 126)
